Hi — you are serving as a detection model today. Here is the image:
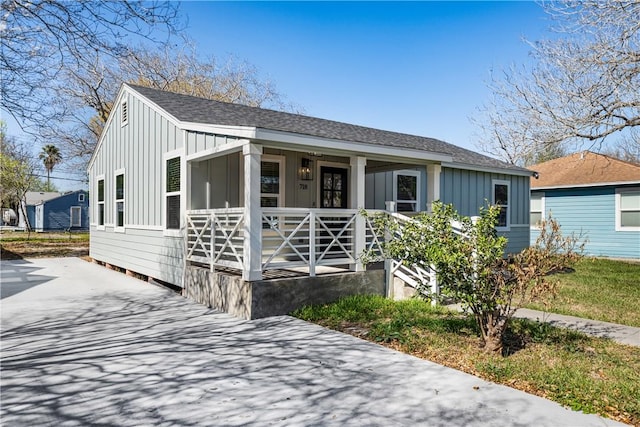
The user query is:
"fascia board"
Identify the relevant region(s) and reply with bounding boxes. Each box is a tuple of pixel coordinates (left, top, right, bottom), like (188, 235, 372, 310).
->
(179, 122, 257, 139)
(441, 161, 534, 177)
(532, 180, 640, 190)
(255, 128, 453, 163)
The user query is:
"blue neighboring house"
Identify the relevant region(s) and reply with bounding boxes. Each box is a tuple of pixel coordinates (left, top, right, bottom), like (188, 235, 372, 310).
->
(19, 191, 61, 230)
(32, 190, 90, 232)
(530, 151, 640, 259)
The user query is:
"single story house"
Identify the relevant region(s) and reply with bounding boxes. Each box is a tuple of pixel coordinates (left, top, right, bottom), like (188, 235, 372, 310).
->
(23, 190, 89, 232)
(88, 83, 534, 317)
(18, 191, 61, 230)
(530, 151, 640, 259)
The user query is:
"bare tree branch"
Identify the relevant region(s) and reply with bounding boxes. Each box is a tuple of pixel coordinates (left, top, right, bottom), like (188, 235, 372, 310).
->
(474, 0, 640, 165)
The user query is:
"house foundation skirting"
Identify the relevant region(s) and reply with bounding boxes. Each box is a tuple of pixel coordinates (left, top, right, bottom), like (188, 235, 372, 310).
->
(183, 265, 386, 320)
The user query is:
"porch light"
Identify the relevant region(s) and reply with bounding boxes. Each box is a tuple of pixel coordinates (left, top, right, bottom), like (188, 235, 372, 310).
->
(299, 157, 313, 180)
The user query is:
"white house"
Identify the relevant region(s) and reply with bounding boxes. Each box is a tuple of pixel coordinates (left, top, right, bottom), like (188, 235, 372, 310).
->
(88, 83, 533, 318)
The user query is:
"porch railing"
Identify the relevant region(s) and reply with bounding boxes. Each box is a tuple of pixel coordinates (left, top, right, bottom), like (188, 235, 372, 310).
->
(185, 208, 386, 276)
(261, 208, 385, 273)
(185, 208, 245, 271)
(184, 207, 465, 303)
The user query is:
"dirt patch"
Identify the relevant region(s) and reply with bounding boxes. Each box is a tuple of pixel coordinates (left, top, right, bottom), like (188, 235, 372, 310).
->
(0, 241, 89, 260)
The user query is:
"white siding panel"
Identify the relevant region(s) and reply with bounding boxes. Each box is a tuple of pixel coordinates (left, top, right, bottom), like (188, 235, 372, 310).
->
(89, 89, 185, 281)
(90, 227, 184, 286)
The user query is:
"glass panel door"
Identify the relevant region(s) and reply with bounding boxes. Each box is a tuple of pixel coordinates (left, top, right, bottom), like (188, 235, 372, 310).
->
(321, 167, 347, 209)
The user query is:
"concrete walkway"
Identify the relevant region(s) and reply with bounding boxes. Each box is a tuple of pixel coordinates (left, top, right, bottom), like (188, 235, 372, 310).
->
(446, 305, 640, 347)
(513, 308, 640, 347)
(0, 258, 627, 426)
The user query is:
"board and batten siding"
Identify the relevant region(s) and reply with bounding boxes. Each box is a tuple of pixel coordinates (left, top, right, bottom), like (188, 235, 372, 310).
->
(440, 167, 530, 254)
(365, 167, 531, 254)
(531, 186, 640, 259)
(89, 91, 187, 285)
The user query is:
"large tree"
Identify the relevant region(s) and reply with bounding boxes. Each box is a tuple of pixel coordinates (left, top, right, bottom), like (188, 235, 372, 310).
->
(1, 0, 180, 131)
(48, 40, 297, 163)
(474, 0, 640, 166)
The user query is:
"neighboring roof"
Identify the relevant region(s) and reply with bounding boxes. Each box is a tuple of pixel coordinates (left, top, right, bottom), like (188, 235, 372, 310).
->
(24, 192, 61, 205)
(530, 151, 640, 189)
(125, 84, 530, 174)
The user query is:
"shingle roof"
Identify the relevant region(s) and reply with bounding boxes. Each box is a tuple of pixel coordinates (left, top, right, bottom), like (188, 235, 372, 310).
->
(24, 192, 61, 205)
(126, 84, 530, 174)
(530, 151, 640, 188)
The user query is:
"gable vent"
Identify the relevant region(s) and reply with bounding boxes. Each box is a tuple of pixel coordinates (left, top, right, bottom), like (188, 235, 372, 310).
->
(121, 100, 128, 126)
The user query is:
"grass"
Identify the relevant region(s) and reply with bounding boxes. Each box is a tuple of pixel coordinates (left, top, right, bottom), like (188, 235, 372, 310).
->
(0, 232, 89, 259)
(527, 258, 640, 327)
(293, 295, 640, 425)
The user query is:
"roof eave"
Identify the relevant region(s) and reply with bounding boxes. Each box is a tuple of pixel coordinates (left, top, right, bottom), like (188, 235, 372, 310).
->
(255, 128, 454, 163)
(441, 161, 534, 177)
(532, 180, 640, 190)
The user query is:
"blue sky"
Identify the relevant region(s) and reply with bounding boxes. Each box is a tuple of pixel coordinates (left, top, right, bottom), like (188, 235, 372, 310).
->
(4, 1, 552, 190)
(179, 1, 549, 149)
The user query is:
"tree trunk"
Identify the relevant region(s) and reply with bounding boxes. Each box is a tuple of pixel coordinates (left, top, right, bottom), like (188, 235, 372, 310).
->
(478, 311, 507, 354)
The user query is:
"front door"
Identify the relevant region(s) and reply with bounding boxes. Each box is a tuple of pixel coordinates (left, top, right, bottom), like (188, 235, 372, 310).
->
(320, 167, 348, 209)
(319, 167, 349, 259)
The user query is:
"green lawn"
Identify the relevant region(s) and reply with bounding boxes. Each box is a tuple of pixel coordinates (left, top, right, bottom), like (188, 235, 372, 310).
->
(0, 231, 89, 242)
(527, 258, 640, 327)
(293, 295, 640, 425)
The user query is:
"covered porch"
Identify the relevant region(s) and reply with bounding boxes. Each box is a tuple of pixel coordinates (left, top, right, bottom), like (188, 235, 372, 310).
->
(185, 140, 447, 283)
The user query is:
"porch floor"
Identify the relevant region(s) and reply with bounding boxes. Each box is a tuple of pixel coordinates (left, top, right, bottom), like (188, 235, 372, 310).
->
(188, 262, 384, 281)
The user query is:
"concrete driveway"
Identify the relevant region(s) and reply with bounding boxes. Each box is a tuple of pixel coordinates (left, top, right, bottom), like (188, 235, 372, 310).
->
(0, 257, 625, 426)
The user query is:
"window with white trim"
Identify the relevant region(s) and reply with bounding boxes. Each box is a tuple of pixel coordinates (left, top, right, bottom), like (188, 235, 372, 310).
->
(616, 187, 640, 231)
(492, 180, 510, 230)
(115, 172, 125, 228)
(97, 178, 105, 226)
(70, 206, 81, 227)
(166, 157, 181, 230)
(393, 170, 421, 212)
(530, 192, 544, 229)
(78, 193, 85, 202)
(260, 158, 283, 208)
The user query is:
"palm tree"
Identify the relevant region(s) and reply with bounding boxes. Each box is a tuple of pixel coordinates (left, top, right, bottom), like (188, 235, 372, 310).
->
(39, 145, 62, 189)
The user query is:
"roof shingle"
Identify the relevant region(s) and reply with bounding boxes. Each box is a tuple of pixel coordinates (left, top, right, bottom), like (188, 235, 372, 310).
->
(530, 151, 640, 188)
(126, 84, 529, 173)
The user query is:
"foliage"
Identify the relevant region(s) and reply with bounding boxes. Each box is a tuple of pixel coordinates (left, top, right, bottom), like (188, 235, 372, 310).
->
(474, 1, 640, 165)
(293, 295, 640, 425)
(1, 123, 54, 211)
(373, 202, 584, 354)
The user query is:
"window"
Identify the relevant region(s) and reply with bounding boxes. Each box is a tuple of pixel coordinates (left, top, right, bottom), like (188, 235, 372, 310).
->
(530, 192, 544, 228)
(78, 193, 85, 202)
(121, 100, 128, 126)
(260, 159, 283, 208)
(492, 180, 510, 230)
(393, 171, 420, 212)
(115, 172, 125, 228)
(166, 157, 181, 230)
(97, 178, 105, 226)
(616, 187, 640, 231)
(70, 206, 81, 227)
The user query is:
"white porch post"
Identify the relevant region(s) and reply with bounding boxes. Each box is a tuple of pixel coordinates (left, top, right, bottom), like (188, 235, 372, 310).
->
(350, 156, 366, 272)
(426, 163, 442, 213)
(243, 143, 262, 281)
